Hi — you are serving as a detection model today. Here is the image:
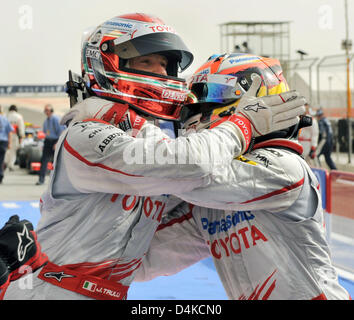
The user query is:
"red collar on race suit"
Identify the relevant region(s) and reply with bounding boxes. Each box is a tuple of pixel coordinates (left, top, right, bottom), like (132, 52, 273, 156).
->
(82, 102, 146, 138)
(100, 102, 129, 125)
(252, 139, 303, 155)
(81, 101, 129, 126)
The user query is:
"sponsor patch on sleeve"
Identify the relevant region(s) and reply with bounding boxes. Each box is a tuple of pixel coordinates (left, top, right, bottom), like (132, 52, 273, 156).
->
(94, 131, 124, 154)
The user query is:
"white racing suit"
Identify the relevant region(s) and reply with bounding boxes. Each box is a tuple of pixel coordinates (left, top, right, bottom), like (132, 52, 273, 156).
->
(298, 117, 319, 165)
(3, 98, 245, 300)
(135, 139, 351, 300)
(5, 110, 25, 170)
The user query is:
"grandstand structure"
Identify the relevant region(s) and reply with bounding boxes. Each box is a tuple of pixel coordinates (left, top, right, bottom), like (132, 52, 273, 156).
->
(219, 21, 291, 62)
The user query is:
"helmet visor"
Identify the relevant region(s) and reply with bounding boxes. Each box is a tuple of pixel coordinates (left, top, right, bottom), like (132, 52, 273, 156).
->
(189, 74, 244, 104)
(113, 32, 193, 72)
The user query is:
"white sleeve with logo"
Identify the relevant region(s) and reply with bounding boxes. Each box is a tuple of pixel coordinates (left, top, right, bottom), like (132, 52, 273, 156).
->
(60, 120, 243, 195)
(175, 148, 305, 212)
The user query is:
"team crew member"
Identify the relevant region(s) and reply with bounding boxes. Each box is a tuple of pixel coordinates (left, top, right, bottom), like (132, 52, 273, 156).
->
(36, 104, 66, 185)
(316, 108, 337, 170)
(135, 54, 350, 300)
(0, 105, 13, 184)
(4, 105, 25, 171)
(298, 103, 319, 166)
(2, 16, 305, 300)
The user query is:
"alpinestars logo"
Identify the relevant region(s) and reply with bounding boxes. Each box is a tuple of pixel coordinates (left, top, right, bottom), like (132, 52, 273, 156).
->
(43, 271, 76, 282)
(243, 103, 267, 112)
(17, 224, 34, 262)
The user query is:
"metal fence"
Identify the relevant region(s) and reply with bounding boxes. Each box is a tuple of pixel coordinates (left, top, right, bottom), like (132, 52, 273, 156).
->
(284, 54, 354, 163)
(316, 54, 354, 113)
(284, 57, 318, 104)
(283, 54, 354, 114)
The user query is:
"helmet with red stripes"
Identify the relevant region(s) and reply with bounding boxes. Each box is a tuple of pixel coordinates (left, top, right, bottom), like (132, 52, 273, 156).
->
(182, 53, 311, 143)
(81, 13, 193, 120)
(182, 53, 289, 121)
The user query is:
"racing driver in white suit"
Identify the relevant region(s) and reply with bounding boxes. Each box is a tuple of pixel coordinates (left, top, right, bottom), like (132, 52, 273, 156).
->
(134, 54, 351, 300)
(2, 15, 305, 300)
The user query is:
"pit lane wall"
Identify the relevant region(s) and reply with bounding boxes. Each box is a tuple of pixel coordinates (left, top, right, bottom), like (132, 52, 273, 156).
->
(314, 168, 354, 236)
(312, 168, 354, 283)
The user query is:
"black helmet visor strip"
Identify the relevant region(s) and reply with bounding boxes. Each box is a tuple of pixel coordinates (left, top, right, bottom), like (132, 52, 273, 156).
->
(113, 32, 194, 74)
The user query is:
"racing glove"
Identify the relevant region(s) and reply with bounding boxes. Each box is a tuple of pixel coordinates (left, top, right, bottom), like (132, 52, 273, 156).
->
(235, 74, 306, 137)
(210, 74, 306, 153)
(0, 215, 48, 282)
(0, 257, 9, 299)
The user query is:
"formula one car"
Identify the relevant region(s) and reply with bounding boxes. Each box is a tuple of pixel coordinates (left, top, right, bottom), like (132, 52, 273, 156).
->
(16, 125, 53, 174)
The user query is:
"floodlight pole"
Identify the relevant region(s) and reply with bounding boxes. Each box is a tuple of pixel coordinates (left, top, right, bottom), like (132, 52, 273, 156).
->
(344, 0, 352, 163)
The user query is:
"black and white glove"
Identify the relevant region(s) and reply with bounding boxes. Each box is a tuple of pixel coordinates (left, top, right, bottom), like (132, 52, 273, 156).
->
(0, 257, 9, 295)
(209, 74, 306, 153)
(235, 74, 306, 137)
(0, 217, 22, 299)
(0, 215, 48, 286)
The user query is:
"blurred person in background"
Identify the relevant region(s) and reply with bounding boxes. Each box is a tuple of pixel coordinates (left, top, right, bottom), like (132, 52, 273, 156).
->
(0, 105, 13, 184)
(4, 105, 25, 171)
(242, 41, 252, 53)
(316, 108, 337, 170)
(36, 104, 65, 185)
(298, 103, 319, 166)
